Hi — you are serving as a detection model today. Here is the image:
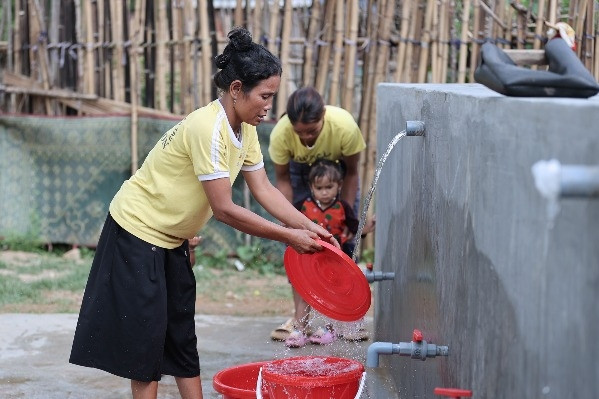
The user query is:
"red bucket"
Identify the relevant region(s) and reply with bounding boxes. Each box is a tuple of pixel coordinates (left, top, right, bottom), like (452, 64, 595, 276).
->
(213, 361, 270, 399)
(260, 356, 366, 399)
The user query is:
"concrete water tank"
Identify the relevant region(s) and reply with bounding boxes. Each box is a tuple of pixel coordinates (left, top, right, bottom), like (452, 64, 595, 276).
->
(372, 83, 599, 398)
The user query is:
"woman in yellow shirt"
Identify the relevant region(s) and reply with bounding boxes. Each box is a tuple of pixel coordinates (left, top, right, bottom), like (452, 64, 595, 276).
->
(70, 27, 334, 399)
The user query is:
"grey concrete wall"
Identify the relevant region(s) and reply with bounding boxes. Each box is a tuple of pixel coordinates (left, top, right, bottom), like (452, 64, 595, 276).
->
(373, 83, 599, 398)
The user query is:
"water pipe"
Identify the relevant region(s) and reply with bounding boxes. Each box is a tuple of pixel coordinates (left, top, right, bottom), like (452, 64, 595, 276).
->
(406, 120, 426, 136)
(532, 159, 599, 198)
(366, 329, 449, 367)
(363, 263, 395, 283)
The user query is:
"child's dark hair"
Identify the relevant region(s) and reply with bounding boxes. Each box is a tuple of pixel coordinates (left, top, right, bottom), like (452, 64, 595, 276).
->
(308, 159, 344, 184)
(286, 86, 325, 124)
(213, 27, 282, 93)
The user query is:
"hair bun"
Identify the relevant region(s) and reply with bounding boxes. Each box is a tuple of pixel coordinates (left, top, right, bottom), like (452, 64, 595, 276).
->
(214, 52, 231, 69)
(227, 26, 253, 52)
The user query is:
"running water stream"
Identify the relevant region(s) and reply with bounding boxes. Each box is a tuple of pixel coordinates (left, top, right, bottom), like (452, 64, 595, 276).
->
(352, 130, 407, 262)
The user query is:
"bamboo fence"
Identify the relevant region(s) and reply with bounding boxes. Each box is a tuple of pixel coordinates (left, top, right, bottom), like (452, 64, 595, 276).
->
(0, 0, 598, 229)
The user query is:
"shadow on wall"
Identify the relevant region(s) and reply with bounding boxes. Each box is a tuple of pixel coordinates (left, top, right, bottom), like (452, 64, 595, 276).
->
(377, 192, 524, 397)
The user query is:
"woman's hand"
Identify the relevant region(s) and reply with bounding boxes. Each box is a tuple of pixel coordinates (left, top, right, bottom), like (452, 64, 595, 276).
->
(304, 222, 341, 249)
(286, 229, 324, 254)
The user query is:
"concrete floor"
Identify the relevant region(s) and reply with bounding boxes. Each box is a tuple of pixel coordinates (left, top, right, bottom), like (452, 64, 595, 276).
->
(0, 313, 379, 399)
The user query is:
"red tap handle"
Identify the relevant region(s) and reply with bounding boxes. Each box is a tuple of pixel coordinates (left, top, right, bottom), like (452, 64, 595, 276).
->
(434, 387, 473, 398)
(366, 262, 373, 271)
(412, 329, 423, 342)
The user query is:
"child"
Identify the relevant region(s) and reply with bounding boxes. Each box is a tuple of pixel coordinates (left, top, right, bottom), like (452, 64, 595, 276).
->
(297, 159, 359, 256)
(283, 159, 360, 347)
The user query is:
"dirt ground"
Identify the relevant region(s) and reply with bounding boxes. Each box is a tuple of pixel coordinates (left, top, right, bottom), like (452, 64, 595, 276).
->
(0, 250, 295, 317)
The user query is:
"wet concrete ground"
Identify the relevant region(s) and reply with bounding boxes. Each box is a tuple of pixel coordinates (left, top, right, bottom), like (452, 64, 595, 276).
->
(0, 313, 378, 398)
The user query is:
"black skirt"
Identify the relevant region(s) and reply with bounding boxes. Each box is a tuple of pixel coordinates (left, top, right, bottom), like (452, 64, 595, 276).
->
(69, 214, 200, 382)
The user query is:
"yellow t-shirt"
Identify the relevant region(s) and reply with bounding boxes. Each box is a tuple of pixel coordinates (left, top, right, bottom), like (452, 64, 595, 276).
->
(268, 105, 366, 165)
(110, 99, 264, 248)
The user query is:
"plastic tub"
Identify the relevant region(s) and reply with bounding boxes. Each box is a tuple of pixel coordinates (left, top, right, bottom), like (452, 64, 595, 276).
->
(213, 361, 270, 399)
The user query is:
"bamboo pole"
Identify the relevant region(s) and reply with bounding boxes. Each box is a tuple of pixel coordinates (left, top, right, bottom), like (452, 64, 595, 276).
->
(439, 0, 450, 82)
(111, 0, 125, 102)
(402, 0, 418, 82)
(418, 0, 436, 82)
(277, 0, 293, 114)
(129, 0, 144, 174)
(575, 0, 589, 59)
(375, 0, 395, 84)
(252, 0, 263, 44)
(594, 15, 599, 79)
(567, 0, 578, 29)
(457, 0, 471, 83)
(583, 0, 593, 71)
(342, 0, 359, 111)
(303, 0, 321, 88)
(394, 0, 412, 82)
(171, 1, 182, 115)
(98, 0, 108, 97)
(48, 0, 60, 87)
(4, 0, 13, 70)
(198, 0, 212, 106)
(468, 0, 481, 82)
(82, 0, 95, 94)
(430, 0, 441, 82)
(548, 0, 557, 24)
(328, 0, 344, 105)
(235, 0, 243, 26)
(155, 0, 167, 109)
(267, 0, 280, 56)
(534, 0, 547, 51)
(183, 0, 194, 113)
(29, 0, 53, 114)
(315, 0, 336, 96)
